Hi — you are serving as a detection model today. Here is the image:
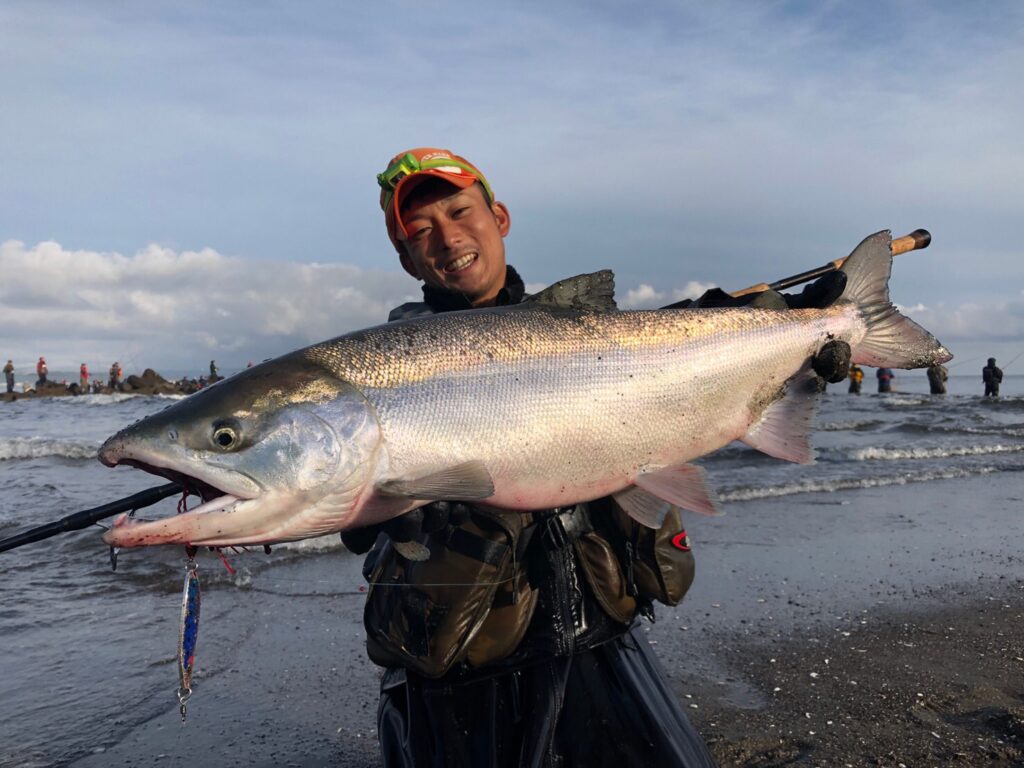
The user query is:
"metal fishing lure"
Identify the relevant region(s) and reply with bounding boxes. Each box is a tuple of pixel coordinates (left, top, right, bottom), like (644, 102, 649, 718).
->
(177, 546, 200, 722)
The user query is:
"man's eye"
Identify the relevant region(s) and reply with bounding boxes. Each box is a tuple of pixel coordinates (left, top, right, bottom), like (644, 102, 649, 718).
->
(410, 226, 430, 240)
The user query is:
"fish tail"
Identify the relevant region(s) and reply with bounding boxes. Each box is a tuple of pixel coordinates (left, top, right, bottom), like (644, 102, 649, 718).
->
(839, 231, 952, 368)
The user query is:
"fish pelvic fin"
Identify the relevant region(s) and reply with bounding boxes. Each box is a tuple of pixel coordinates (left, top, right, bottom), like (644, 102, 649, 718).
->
(742, 367, 819, 464)
(392, 540, 431, 562)
(614, 464, 721, 528)
(527, 270, 617, 311)
(840, 231, 952, 368)
(376, 460, 495, 501)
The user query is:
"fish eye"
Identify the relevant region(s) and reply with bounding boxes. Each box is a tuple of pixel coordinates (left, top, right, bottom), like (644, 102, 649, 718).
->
(211, 420, 241, 450)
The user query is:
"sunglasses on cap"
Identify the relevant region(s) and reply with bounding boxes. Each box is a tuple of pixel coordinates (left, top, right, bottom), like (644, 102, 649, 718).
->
(376, 152, 494, 212)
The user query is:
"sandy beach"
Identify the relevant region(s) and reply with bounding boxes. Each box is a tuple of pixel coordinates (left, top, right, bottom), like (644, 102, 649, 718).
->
(45, 468, 1020, 768)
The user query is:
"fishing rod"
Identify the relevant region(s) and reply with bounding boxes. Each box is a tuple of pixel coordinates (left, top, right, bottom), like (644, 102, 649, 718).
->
(1, 229, 933, 555)
(0, 482, 183, 554)
(730, 229, 931, 298)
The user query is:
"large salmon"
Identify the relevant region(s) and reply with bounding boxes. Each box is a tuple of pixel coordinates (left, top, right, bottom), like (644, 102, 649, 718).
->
(99, 231, 950, 548)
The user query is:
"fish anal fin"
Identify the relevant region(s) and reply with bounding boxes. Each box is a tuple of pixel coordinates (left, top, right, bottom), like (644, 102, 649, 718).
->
(614, 464, 721, 527)
(376, 460, 495, 501)
(612, 486, 673, 529)
(635, 463, 721, 516)
(742, 369, 819, 464)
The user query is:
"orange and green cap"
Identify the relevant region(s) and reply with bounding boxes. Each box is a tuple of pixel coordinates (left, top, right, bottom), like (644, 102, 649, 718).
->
(377, 147, 494, 248)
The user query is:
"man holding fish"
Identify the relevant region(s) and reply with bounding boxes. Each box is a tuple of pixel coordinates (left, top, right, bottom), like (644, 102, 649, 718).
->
(342, 147, 852, 767)
(94, 145, 947, 765)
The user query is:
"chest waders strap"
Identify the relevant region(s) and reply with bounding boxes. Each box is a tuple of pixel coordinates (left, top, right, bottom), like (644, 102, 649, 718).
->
(442, 525, 508, 568)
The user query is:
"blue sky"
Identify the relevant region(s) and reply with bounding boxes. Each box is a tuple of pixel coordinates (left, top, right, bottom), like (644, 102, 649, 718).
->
(1, 1, 1022, 373)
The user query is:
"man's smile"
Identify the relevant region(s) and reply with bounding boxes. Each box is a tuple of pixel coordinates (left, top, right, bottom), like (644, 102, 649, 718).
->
(444, 252, 478, 273)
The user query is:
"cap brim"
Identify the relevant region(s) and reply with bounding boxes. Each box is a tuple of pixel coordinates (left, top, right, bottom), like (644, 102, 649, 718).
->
(394, 169, 477, 213)
(389, 169, 479, 244)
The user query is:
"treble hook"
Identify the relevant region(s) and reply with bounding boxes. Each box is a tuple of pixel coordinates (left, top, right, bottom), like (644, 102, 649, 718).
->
(107, 509, 136, 571)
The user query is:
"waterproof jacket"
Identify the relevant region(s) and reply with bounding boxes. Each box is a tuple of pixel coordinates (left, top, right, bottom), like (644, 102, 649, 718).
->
(983, 365, 1003, 385)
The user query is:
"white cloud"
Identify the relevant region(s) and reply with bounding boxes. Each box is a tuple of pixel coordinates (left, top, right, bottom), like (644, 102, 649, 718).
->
(906, 299, 1024, 342)
(1, 239, 1015, 379)
(0, 240, 417, 372)
(621, 281, 716, 310)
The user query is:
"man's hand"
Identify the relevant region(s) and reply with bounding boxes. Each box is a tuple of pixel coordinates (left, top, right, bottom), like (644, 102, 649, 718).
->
(779, 271, 847, 310)
(339, 502, 474, 555)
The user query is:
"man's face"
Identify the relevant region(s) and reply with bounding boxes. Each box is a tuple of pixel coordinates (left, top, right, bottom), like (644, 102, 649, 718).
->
(398, 182, 511, 307)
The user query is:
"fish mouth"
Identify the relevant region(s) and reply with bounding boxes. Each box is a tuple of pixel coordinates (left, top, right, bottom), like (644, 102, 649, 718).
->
(120, 459, 232, 504)
(102, 459, 264, 547)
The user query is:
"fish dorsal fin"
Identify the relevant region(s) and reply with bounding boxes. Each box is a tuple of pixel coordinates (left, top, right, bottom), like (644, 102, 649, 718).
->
(614, 463, 721, 528)
(527, 270, 617, 311)
(741, 367, 819, 464)
(376, 460, 495, 501)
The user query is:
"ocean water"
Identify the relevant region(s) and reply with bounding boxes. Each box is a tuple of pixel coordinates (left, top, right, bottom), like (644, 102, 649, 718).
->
(1, 374, 1022, 764)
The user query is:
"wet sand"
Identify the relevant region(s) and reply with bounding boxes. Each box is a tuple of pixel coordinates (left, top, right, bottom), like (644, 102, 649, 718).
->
(66, 472, 1023, 767)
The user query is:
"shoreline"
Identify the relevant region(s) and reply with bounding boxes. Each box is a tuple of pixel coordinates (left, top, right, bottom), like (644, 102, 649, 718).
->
(695, 580, 1024, 766)
(61, 574, 1024, 768)
(2, 369, 220, 401)
(53, 471, 1024, 767)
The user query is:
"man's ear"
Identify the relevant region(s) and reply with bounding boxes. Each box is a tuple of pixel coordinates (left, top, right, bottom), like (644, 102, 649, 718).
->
(491, 201, 511, 237)
(398, 251, 422, 280)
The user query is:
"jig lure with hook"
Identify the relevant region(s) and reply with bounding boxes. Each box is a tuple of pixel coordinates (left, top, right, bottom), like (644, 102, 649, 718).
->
(177, 547, 200, 722)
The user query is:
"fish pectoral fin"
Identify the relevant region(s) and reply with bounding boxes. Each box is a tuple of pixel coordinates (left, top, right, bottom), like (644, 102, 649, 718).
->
(741, 367, 819, 464)
(526, 270, 617, 311)
(614, 464, 721, 527)
(375, 461, 495, 501)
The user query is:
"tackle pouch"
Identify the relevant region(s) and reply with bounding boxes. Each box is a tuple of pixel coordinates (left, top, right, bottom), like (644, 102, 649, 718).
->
(613, 503, 695, 607)
(364, 508, 538, 679)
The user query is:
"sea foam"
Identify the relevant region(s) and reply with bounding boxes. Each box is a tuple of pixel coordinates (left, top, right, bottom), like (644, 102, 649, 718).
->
(850, 443, 1024, 461)
(720, 466, 997, 502)
(0, 437, 99, 461)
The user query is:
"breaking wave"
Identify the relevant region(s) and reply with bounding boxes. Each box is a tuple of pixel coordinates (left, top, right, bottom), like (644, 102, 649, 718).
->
(719, 466, 998, 502)
(819, 419, 885, 432)
(29, 392, 186, 406)
(895, 421, 1024, 438)
(850, 443, 1024, 461)
(879, 396, 931, 406)
(0, 437, 99, 461)
(73, 393, 140, 405)
(276, 534, 345, 553)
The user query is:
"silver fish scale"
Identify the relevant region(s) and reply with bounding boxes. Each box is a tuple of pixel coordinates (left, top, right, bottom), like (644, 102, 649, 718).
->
(305, 303, 859, 509)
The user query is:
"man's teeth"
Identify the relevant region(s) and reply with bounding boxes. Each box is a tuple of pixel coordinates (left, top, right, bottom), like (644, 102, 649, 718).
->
(445, 253, 477, 272)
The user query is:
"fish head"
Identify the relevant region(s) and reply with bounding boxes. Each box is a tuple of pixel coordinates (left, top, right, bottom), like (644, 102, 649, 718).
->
(99, 356, 382, 547)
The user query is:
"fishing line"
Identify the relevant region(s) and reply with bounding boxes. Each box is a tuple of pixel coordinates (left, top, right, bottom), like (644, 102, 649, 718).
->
(947, 355, 982, 370)
(1001, 349, 1024, 371)
(193, 546, 521, 593)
